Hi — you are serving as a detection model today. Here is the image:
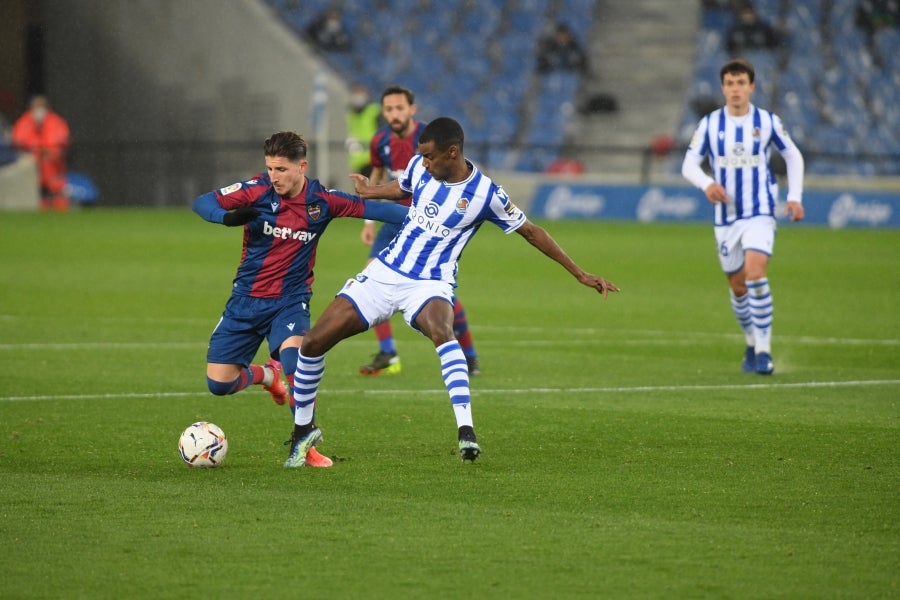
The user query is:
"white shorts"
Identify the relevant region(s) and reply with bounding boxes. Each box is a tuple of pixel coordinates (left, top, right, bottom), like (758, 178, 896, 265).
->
(337, 259, 455, 332)
(714, 216, 776, 274)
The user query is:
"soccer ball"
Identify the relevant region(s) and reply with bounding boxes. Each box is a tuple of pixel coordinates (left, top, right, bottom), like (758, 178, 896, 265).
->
(178, 421, 228, 468)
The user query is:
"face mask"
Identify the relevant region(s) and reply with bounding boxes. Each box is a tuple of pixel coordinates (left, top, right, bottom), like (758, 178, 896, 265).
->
(33, 107, 47, 123)
(349, 92, 368, 110)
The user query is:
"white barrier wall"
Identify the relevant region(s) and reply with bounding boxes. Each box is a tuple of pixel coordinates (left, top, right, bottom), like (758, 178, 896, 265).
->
(0, 156, 39, 211)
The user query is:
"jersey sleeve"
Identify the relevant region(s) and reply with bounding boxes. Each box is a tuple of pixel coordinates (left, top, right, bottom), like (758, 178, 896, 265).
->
(685, 115, 710, 159)
(362, 200, 408, 223)
(192, 174, 268, 223)
(213, 175, 269, 210)
(315, 188, 369, 219)
(485, 185, 527, 234)
(397, 155, 421, 193)
(192, 192, 228, 223)
(769, 113, 797, 152)
(370, 130, 386, 169)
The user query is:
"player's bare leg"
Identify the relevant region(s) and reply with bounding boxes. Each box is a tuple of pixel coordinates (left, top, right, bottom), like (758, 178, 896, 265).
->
(205, 361, 288, 404)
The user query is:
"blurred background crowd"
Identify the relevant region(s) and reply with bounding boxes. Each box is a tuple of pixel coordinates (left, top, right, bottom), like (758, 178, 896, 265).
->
(0, 0, 896, 208)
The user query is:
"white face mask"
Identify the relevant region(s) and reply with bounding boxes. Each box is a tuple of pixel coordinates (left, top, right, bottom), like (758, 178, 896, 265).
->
(349, 92, 368, 110)
(32, 107, 47, 123)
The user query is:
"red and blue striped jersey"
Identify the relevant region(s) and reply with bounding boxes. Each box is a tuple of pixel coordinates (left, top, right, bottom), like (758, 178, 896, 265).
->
(370, 120, 426, 207)
(201, 174, 370, 298)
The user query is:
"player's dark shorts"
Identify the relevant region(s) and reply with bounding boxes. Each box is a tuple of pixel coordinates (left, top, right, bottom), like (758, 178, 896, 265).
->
(368, 222, 402, 259)
(206, 293, 311, 366)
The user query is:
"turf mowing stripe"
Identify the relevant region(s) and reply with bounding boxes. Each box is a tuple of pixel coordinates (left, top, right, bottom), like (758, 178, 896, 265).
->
(0, 333, 896, 351)
(3, 379, 898, 402)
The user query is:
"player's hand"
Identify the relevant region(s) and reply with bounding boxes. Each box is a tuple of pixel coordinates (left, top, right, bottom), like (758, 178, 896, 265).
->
(705, 182, 728, 203)
(360, 221, 376, 246)
(785, 200, 805, 222)
(580, 273, 620, 299)
(349, 173, 370, 195)
(222, 206, 260, 226)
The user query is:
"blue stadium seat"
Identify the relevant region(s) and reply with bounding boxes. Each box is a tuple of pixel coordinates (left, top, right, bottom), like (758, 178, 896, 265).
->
(682, 0, 900, 175)
(701, 6, 734, 31)
(874, 28, 900, 72)
(263, 0, 593, 172)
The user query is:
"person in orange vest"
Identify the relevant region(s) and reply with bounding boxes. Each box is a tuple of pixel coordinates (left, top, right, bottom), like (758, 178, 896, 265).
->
(12, 95, 71, 211)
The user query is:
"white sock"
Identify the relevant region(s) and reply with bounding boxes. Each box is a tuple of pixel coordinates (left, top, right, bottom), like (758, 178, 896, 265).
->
(730, 290, 755, 347)
(262, 365, 275, 387)
(747, 278, 773, 354)
(293, 352, 324, 426)
(437, 340, 472, 429)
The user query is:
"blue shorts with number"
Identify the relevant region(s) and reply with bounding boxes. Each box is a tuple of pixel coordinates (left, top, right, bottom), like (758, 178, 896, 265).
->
(206, 293, 311, 366)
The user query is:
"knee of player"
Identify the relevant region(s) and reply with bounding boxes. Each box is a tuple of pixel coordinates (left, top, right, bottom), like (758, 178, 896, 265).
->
(206, 377, 235, 396)
(427, 328, 456, 347)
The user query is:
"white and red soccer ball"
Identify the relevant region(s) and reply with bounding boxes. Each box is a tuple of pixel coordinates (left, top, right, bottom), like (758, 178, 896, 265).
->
(178, 421, 228, 468)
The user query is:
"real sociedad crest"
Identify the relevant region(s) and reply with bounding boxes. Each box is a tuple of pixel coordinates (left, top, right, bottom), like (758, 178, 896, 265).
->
(307, 204, 322, 220)
(456, 197, 469, 214)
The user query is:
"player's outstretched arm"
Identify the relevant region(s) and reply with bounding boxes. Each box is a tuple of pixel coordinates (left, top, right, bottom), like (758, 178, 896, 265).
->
(349, 174, 406, 200)
(192, 192, 259, 226)
(361, 200, 408, 224)
(514, 220, 620, 298)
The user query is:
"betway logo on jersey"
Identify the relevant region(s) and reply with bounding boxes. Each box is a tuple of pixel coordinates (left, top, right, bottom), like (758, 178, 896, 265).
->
(262, 220, 318, 242)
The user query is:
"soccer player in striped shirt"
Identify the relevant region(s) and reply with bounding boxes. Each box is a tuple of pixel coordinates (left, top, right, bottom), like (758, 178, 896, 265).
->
(358, 85, 482, 377)
(682, 58, 805, 375)
(192, 131, 407, 467)
(285, 117, 619, 467)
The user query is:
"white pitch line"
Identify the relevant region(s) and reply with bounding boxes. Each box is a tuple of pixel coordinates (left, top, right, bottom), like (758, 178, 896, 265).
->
(1, 332, 897, 351)
(0, 342, 205, 351)
(2, 379, 898, 403)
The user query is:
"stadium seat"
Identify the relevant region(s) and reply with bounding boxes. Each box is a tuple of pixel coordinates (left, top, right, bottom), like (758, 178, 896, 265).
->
(265, 0, 592, 172)
(681, 0, 900, 175)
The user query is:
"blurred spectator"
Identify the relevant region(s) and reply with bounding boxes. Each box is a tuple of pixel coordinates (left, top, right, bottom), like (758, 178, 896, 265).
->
(11, 95, 71, 211)
(545, 158, 585, 174)
(345, 83, 383, 177)
(536, 22, 588, 73)
(306, 10, 351, 52)
(856, 0, 899, 63)
(725, 6, 781, 54)
(690, 95, 721, 119)
(856, 0, 899, 33)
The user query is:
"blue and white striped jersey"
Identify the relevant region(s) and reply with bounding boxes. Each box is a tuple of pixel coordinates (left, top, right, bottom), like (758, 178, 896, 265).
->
(376, 156, 526, 283)
(685, 104, 799, 226)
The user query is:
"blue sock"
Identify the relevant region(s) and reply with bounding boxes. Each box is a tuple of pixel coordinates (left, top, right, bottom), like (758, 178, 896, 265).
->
(279, 346, 299, 382)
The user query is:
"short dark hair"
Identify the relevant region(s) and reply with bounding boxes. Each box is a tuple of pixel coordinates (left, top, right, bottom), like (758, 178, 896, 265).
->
(720, 58, 755, 84)
(420, 117, 464, 151)
(264, 131, 308, 161)
(381, 85, 415, 105)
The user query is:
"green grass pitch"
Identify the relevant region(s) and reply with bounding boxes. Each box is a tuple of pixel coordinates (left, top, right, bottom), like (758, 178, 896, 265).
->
(0, 209, 897, 598)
